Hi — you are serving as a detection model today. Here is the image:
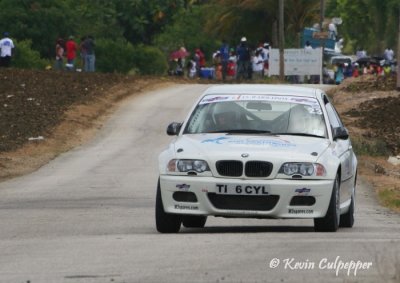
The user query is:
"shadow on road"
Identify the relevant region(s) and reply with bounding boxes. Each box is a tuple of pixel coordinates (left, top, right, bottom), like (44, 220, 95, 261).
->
(180, 225, 315, 233)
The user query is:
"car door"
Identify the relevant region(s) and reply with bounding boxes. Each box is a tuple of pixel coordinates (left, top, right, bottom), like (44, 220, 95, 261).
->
(324, 97, 353, 204)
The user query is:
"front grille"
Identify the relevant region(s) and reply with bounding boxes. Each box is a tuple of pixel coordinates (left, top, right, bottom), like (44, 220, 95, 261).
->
(208, 193, 279, 211)
(245, 161, 273, 177)
(216, 160, 243, 177)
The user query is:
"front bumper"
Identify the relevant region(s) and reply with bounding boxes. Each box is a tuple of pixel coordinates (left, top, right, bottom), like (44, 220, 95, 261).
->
(159, 175, 334, 218)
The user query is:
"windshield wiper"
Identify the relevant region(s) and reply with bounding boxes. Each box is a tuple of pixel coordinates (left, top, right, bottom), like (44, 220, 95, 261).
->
(207, 129, 272, 134)
(274, 132, 326, 138)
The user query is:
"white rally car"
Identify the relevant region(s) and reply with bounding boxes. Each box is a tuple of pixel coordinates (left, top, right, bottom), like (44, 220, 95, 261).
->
(156, 85, 357, 233)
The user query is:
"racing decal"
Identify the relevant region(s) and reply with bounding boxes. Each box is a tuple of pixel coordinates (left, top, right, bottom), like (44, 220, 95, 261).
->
(199, 95, 233, 105)
(174, 204, 199, 210)
(288, 209, 313, 214)
(176, 184, 191, 191)
(201, 136, 296, 147)
(202, 136, 230, 144)
(199, 94, 320, 107)
(295, 188, 311, 194)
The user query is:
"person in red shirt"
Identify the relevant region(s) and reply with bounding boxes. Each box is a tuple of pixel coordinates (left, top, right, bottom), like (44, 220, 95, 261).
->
(65, 35, 77, 70)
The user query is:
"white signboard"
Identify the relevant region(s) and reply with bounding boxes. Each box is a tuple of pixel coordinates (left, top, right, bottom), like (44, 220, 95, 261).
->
(269, 48, 322, 76)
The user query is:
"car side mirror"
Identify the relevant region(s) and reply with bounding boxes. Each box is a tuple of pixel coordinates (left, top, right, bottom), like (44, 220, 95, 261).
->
(166, 122, 182, 136)
(333, 126, 349, 140)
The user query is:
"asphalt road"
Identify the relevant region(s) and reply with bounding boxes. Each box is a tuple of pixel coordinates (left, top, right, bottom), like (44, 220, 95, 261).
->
(0, 84, 399, 283)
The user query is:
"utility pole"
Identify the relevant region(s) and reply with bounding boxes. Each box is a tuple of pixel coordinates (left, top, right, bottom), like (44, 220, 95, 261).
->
(279, 0, 285, 81)
(397, 5, 400, 90)
(320, 0, 325, 84)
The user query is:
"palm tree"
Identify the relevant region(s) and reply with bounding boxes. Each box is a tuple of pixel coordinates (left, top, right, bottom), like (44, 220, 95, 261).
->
(204, 0, 320, 47)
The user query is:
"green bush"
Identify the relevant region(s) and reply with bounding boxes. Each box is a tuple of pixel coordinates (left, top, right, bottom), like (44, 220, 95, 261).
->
(12, 40, 49, 69)
(95, 38, 136, 73)
(132, 45, 168, 75)
(351, 137, 390, 157)
(95, 39, 167, 75)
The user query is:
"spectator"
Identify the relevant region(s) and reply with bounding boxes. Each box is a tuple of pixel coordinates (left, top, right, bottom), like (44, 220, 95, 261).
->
(0, 32, 15, 68)
(236, 37, 251, 80)
(356, 47, 367, 59)
(352, 63, 360, 77)
(252, 49, 264, 79)
(384, 47, 394, 63)
(79, 36, 87, 70)
(187, 58, 197, 78)
(227, 58, 236, 79)
(383, 63, 391, 76)
(54, 38, 65, 70)
(335, 64, 344, 85)
(83, 35, 95, 72)
(65, 35, 77, 70)
(328, 21, 337, 40)
(194, 48, 206, 76)
(219, 40, 230, 80)
(260, 43, 270, 76)
(343, 63, 352, 78)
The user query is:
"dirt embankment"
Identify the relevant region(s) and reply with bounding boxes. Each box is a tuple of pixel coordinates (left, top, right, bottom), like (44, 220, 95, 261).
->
(0, 68, 173, 180)
(328, 75, 400, 212)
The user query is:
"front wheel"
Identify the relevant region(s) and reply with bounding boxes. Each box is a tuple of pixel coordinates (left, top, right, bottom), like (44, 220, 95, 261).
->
(340, 190, 355, 228)
(155, 179, 181, 233)
(314, 174, 340, 232)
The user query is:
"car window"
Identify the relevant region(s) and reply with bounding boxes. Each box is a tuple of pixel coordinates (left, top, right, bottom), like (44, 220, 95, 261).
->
(184, 94, 327, 137)
(325, 103, 343, 128)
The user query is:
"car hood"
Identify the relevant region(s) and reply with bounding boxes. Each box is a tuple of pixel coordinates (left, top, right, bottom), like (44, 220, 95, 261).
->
(173, 134, 331, 163)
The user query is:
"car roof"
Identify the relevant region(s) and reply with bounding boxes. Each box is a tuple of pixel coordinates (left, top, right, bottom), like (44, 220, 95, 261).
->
(203, 84, 321, 99)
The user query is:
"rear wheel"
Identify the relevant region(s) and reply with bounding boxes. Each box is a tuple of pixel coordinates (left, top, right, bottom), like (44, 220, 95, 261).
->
(155, 179, 181, 233)
(182, 216, 207, 228)
(314, 174, 340, 232)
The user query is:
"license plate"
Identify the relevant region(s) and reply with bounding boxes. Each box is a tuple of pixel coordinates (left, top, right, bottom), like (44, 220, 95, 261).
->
(216, 184, 270, 195)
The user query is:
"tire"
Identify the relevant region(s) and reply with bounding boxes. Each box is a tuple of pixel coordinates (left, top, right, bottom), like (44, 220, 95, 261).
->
(182, 215, 207, 228)
(155, 179, 181, 233)
(340, 173, 356, 228)
(340, 193, 354, 227)
(314, 174, 340, 232)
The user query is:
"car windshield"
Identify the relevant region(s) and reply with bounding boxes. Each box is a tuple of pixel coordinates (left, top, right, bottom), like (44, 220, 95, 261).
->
(183, 94, 327, 138)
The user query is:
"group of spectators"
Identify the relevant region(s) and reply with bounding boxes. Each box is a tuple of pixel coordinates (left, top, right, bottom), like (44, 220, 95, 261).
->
(170, 37, 270, 81)
(54, 35, 95, 72)
(333, 47, 396, 84)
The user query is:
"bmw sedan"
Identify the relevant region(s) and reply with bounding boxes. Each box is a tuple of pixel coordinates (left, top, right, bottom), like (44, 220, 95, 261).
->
(156, 84, 357, 233)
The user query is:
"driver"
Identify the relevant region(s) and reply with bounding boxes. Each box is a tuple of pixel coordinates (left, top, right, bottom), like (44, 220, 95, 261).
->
(212, 102, 238, 131)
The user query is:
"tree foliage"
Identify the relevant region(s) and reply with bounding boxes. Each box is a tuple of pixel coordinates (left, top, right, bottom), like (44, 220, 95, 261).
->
(154, 6, 219, 62)
(114, 0, 187, 44)
(0, 0, 399, 72)
(326, 0, 400, 54)
(0, 0, 77, 58)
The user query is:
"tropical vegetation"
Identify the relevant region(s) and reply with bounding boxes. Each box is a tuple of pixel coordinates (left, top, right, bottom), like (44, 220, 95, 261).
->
(0, 0, 398, 74)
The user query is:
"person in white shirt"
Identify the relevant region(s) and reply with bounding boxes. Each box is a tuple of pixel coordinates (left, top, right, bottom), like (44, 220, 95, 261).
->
(384, 47, 394, 62)
(252, 49, 264, 79)
(0, 32, 15, 67)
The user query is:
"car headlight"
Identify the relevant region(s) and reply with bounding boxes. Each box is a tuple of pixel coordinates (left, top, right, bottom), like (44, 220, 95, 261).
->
(167, 159, 210, 173)
(279, 163, 326, 177)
